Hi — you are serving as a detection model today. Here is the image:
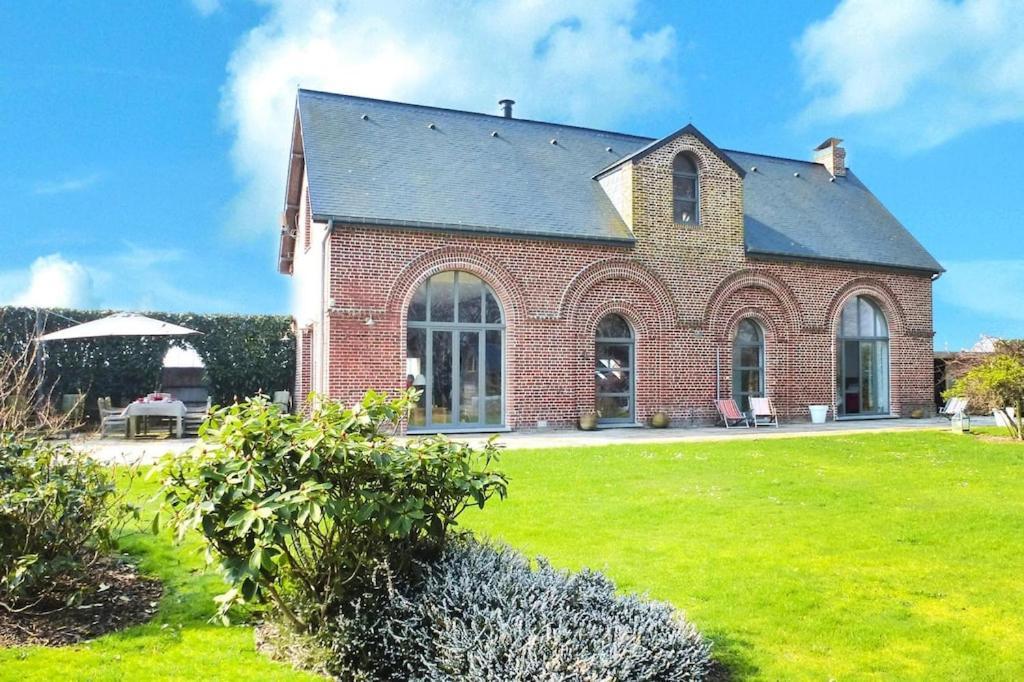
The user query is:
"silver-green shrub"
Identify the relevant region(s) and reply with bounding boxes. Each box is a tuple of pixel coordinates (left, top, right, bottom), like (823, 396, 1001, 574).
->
(328, 538, 712, 681)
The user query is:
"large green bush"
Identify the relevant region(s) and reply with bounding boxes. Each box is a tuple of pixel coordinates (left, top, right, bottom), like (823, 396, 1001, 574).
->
(0, 434, 138, 606)
(157, 391, 507, 631)
(328, 538, 713, 681)
(947, 342, 1024, 440)
(0, 306, 295, 410)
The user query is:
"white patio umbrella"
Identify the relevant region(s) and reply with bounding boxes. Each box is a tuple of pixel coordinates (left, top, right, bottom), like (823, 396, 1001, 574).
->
(37, 312, 201, 341)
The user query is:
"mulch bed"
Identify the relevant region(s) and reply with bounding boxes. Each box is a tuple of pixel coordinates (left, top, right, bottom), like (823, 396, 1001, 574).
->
(0, 556, 162, 647)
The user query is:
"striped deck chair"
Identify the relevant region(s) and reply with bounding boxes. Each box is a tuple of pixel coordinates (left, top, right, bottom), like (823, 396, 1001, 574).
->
(749, 397, 779, 428)
(715, 398, 749, 428)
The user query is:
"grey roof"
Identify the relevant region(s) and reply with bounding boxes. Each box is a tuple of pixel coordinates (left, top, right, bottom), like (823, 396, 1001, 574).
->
(298, 89, 647, 244)
(295, 89, 943, 273)
(726, 150, 942, 273)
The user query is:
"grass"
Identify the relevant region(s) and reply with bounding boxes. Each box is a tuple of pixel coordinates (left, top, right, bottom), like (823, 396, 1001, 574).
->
(462, 430, 1024, 680)
(2, 430, 1021, 680)
(0, 473, 316, 682)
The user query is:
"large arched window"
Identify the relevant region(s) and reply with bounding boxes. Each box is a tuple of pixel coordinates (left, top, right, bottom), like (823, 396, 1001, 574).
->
(672, 153, 699, 224)
(837, 296, 889, 416)
(595, 313, 635, 424)
(732, 319, 765, 412)
(406, 271, 504, 430)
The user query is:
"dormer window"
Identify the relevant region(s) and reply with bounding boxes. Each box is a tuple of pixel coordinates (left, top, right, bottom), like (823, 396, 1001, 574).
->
(672, 153, 699, 225)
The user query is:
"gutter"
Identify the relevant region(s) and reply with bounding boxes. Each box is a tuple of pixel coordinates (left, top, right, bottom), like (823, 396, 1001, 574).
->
(319, 219, 335, 395)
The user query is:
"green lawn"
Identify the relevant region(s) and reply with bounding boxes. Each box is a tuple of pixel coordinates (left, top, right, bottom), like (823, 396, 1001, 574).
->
(463, 431, 1024, 680)
(2, 431, 1021, 680)
(0, 473, 316, 682)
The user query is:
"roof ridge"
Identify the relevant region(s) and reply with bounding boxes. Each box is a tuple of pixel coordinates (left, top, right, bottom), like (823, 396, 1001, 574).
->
(297, 88, 655, 142)
(722, 148, 823, 166)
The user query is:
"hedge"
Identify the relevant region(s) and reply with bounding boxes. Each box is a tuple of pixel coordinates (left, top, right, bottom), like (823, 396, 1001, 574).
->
(0, 307, 295, 412)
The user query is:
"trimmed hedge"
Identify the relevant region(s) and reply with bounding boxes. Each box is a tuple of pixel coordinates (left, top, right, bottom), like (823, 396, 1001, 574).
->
(0, 307, 294, 411)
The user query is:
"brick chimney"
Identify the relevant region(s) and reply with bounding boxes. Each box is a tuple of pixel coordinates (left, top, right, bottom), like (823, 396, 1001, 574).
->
(814, 137, 846, 177)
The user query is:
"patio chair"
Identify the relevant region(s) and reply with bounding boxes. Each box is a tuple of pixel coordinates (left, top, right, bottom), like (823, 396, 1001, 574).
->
(994, 407, 1018, 429)
(939, 396, 968, 420)
(272, 390, 292, 412)
(98, 397, 128, 438)
(183, 397, 212, 437)
(715, 398, 750, 428)
(749, 397, 780, 428)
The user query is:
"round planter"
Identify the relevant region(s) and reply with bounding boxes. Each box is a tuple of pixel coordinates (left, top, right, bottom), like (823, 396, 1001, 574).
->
(650, 411, 669, 428)
(578, 413, 598, 431)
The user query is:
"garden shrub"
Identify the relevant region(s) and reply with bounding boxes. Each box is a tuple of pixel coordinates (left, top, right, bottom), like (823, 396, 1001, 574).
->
(327, 537, 713, 682)
(0, 434, 138, 607)
(157, 390, 507, 631)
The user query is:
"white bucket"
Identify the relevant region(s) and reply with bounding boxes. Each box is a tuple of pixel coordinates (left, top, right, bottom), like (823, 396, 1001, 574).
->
(809, 405, 829, 424)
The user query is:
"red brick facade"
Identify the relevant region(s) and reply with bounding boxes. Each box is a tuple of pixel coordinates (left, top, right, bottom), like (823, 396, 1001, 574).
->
(294, 132, 936, 429)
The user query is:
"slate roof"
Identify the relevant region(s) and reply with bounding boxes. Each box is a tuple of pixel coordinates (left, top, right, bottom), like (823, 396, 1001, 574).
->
(293, 89, 942, 273)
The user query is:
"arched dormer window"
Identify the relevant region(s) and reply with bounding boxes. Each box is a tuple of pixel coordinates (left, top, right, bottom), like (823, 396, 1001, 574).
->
(672, 153, 699, 225)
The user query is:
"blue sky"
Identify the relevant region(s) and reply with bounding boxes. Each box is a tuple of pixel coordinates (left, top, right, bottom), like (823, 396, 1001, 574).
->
(1, 0, 1021, 350)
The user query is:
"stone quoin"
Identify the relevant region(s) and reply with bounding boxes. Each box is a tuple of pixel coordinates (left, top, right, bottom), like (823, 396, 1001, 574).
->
(278, 89, 943, 431)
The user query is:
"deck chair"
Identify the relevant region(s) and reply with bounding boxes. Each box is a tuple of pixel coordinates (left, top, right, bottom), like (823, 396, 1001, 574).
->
(939, 396, 968, 420)
(749, 397, 779, 428)
(715, 399, 750, 428)
(98, 397, 128, 438)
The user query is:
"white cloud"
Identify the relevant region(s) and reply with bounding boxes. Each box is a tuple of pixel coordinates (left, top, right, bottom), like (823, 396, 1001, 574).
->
(220, 0, 676, 236)
(795, 0, 1024, 149)
(937, 259, 1024, 322)
(190, 0, 222, 17)
(33, 173, 102, 196)
(7, 254, 96, 308)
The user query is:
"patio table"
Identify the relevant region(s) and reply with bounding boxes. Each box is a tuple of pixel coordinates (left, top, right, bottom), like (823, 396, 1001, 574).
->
(123, 400, 187, 438)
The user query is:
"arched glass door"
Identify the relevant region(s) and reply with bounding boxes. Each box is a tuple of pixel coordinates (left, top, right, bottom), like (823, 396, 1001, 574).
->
(406, 271, 504, 430)
(837, 296, 890, 416)
(595, 313, 634, 424)
(732, 319, 765, 412)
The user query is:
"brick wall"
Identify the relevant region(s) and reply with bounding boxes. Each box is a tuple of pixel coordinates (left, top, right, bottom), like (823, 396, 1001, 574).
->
(302, 133, 935, 429)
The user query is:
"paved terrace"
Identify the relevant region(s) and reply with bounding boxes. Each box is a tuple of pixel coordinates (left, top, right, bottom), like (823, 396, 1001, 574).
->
(77, 415, 989, 466)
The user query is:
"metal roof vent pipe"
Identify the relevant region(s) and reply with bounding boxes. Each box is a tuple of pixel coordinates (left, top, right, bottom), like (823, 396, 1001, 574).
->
(499, 98, 515, 118)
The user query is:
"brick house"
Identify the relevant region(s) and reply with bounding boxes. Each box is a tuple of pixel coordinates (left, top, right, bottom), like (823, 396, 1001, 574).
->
(278, 89, 943, 431)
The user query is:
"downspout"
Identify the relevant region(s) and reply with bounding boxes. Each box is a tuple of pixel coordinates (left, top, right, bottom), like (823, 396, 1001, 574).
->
(715, 347, 721, 401)
(319, 219, 335, 397)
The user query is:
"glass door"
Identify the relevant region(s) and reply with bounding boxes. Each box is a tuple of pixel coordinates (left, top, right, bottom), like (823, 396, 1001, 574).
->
(595, 314, 635, 424)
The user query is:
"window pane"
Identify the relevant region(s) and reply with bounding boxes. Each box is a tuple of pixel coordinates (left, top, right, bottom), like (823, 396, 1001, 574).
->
(673, 175, 697, 200)
(458, 273, 483, 323)
(673, 153, 696, 174)
(840, 300, 858, 337)
(597, 314, 631, 339)
(737, 319, 760, 344)
(406, 328, 427, 427)
(431, 331, 452, 424)
(740, 369, 761, 394)
(596, 342, 631, 370)
(408, 281, 427, 322)
(459, 331, 479, 423)
(484, 287, 502, 323)
(858, 298, 875, 337)
(595, 368, 630, 393)
(429, 271, 455, 322)
(484, 330, 502, 424)
(674, 200, 696, 224)
(738, 345, 760, 367)
(596, 396, 630, 420)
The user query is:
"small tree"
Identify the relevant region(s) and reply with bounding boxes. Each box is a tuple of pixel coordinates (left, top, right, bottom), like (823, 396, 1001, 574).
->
(947, 353, 1024, 440)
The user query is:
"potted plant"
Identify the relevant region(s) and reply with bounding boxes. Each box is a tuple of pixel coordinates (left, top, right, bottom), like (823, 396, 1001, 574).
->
(578, 411, 598, 431)
(650, 410, 669, 428)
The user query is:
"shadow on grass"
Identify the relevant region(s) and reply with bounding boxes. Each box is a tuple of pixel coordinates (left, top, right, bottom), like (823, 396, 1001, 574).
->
(705, 629, 760, 681)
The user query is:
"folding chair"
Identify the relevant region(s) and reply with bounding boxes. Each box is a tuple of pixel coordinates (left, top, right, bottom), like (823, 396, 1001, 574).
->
(715, 398, 750, 428)
(749, 397, 779, 428)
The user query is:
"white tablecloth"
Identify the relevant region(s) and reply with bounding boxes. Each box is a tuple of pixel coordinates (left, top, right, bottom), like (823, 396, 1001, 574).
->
(122, 400, 187, 438)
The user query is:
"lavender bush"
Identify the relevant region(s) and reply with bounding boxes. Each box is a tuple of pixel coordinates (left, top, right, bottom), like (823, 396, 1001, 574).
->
(327, 538, 712, 681)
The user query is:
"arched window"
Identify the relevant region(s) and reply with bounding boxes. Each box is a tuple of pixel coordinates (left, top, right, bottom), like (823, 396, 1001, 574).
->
(595, 313, 635, 424)
(732, 319, 765, 412)
(837, 296, 889, 416)
(672, 153, 699, 224)
(406, 271, 505, 430)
